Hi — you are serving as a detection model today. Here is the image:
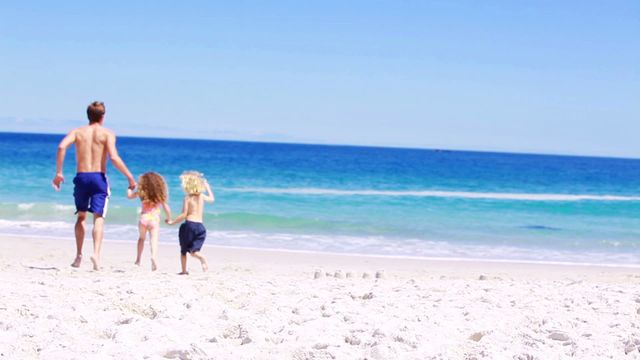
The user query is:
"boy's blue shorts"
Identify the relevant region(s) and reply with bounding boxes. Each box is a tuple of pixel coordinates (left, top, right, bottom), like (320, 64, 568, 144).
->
(179, 221, 206, 255)
(73, 172, 110, 217)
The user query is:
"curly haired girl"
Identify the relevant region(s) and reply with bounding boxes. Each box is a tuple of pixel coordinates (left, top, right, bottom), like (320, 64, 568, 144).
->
(127, 172, 171, 271)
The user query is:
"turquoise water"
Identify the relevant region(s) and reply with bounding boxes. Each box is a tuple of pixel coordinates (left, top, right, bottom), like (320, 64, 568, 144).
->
(1, 132, 639, 265)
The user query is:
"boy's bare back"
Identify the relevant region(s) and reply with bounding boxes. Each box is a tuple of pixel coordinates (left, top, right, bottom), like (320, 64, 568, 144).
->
(184, 194, 206, 223)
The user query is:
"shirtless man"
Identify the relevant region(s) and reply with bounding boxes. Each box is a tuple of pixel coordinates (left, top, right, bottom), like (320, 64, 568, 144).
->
(52, 101, 136, 270)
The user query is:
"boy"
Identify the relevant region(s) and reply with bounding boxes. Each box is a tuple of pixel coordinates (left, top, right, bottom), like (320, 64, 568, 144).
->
(168, 171, 214, 274)
(52, 101, 136, 270)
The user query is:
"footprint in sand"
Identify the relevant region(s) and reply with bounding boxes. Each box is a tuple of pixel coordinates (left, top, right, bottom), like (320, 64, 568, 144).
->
(469, 332, 485, 342)
(548, 332, 570, 341)
(514, 354, 535, 360)
(344, 335, 361, 345)
(164, 349, 195, 359)
(116, 317, 134, 325)
(222, 324, 250, 344)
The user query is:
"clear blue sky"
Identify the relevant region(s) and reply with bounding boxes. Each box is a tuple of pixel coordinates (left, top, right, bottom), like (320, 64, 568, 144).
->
(1, 1, 638, 157)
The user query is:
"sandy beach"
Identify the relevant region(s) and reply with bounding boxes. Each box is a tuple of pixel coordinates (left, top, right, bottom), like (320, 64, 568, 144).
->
(0, 235, 639, 359)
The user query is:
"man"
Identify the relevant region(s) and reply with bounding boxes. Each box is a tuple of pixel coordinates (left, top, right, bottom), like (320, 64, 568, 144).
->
(52, 101, 136, 270)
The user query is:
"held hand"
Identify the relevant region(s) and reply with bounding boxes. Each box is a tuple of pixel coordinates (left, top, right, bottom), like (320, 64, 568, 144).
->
(52, 173, 64, 191)
(165, 219, 172, 225)
(128, 178, 137, 190)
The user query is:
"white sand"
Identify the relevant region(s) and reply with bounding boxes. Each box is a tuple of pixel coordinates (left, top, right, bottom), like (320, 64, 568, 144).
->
(0, 234, 639, 359)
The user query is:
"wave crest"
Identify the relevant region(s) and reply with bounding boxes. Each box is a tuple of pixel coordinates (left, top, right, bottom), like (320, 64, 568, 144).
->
(221, 187, 640, 202)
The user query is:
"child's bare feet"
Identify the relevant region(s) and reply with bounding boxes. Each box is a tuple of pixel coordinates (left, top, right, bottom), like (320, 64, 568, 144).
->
(178, 271, 189, 275)
(191, 252, 208, 272)
(134, 260, 141, 266)
(90, 256, 100, 271)
(151, 258, 158, 271)
(71, 255, 82, 268)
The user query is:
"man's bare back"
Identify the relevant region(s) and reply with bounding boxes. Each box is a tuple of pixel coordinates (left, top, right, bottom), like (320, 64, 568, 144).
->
(53, 123, 135, 190)
(72, 125, 111, 173)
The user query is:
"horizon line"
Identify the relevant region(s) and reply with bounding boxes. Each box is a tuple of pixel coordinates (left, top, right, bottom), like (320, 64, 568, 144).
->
(1, 130, 639, 161)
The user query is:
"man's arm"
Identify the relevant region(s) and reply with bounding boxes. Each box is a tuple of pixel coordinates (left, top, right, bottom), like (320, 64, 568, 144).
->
(52, 130, 76, 191)
(106, 133, 136, 189)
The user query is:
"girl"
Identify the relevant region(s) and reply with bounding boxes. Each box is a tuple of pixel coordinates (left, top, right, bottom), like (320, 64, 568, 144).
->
(127, 172, 171, 271)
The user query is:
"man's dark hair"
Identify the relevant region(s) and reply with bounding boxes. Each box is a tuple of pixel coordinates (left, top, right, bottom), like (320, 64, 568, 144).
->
(87, 101, 105, 123)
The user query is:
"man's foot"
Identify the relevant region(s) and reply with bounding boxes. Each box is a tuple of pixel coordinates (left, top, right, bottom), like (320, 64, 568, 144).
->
(71, 255, 82, 268)
(201, 259, 209, 272)
(178, 271, 189, 275)
(134, 260, 141, 266)
(90, 256, 100, 271)
(151, 259, 158, 271)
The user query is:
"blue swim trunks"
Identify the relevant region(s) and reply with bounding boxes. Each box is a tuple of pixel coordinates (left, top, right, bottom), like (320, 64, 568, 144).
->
(179, 221, 206, 255)
(73, 172, 110, 217)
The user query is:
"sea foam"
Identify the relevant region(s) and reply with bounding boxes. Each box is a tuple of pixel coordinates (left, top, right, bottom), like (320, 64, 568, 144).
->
(1, 223, 638, 267)
(17, 203, 35, 210)
(221, 187, 640, 202)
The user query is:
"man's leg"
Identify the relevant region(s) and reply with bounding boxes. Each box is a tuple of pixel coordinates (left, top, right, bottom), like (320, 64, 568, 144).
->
(89, 173, 110, 271)
(72, 212, 87, 267)
(91, 214, 104, 271)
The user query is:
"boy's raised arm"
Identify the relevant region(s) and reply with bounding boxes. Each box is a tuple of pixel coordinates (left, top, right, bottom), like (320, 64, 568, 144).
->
(203, 181, 215, 203)
(106, 133, 136, 190)
(52, 130, 77, 191)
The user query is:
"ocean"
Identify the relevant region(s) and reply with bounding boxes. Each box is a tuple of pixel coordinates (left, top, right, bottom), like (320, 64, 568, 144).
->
(1, 132, 639, 266)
